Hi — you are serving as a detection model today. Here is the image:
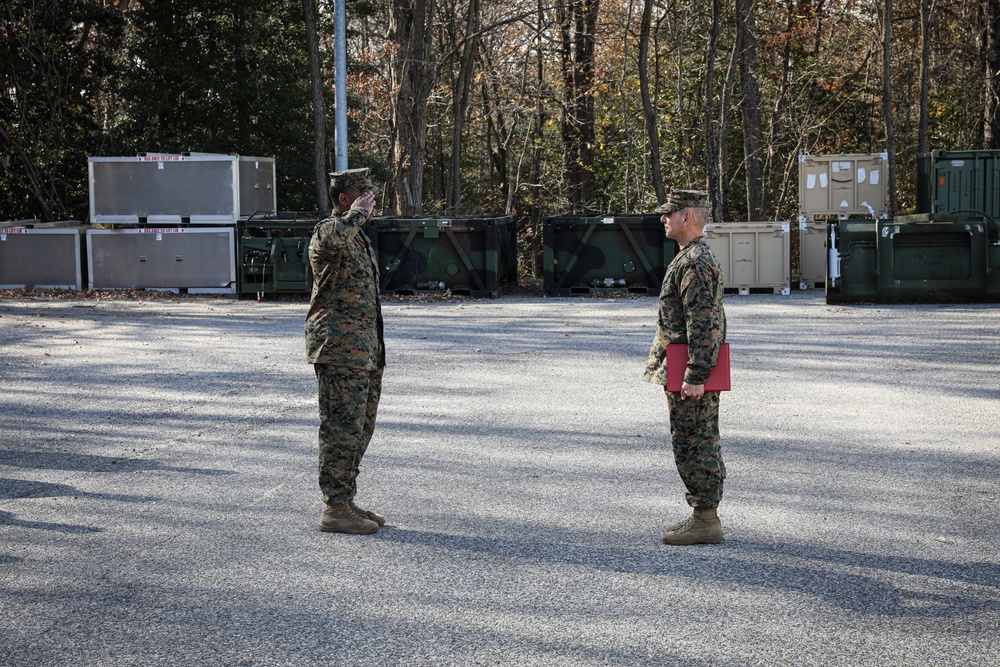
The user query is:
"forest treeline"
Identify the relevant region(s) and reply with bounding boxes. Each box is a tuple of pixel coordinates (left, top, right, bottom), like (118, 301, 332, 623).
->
(3, 0, 1000, 263)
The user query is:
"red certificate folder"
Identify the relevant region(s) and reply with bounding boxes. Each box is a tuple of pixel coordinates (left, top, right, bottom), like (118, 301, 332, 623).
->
(666, 342, 731, 392)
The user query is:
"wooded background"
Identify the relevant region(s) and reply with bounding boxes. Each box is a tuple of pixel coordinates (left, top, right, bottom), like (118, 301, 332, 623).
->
(4, 0, 1000, 264)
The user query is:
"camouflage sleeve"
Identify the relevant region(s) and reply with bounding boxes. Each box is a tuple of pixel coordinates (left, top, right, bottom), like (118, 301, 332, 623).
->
(310, 208, 369, 261)
(679, 261, 724, 385)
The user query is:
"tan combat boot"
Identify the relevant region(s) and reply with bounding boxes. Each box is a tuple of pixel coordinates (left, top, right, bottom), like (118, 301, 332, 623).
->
(319, 502, 379, 534)
(350, 500, 386, 527)
(661, 507, 723, 545)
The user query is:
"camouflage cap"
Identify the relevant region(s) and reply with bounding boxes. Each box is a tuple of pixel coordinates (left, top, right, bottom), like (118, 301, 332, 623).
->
(654, 188, 710, 213)
(330, 168, 383, 195)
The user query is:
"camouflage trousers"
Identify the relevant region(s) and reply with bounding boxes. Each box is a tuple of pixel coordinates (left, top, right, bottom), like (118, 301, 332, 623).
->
(314, 364, 383, 505)
(665, 390, 726, 509)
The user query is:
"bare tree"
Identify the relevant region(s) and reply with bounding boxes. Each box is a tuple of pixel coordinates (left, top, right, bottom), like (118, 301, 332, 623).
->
(446, 0, 481, 213)
(389, 0, 438, 215)
(882, 0, 897, 215)
(917, 0, 936, 152)
(736, 0, 764, 221)
(704, 0, 722, 220)
(557, 0, 600, 214)
(303, 0, 329, 211)
(984, 0, 1000, 147)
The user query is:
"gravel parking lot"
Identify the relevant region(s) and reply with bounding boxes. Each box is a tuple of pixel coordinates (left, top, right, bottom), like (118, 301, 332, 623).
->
(1, 289, 998, 666)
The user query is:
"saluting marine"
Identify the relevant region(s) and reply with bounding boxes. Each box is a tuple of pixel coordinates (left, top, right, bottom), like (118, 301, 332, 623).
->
(306, 167, 387, 535)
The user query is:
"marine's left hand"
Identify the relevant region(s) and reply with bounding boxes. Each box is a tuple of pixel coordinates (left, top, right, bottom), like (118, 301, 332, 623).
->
(680, 381, 704, 401)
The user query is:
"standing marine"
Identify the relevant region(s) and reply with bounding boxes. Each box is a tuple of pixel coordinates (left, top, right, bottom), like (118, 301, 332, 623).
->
(643, 188, 728, 545)
(305, 168, 387, 534)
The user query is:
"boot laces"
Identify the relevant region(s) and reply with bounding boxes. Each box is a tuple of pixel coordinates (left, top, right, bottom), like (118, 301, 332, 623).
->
(672, 516, 697, 533)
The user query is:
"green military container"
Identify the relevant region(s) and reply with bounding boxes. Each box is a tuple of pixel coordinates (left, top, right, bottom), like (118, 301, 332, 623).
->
(877, 214, 995, 301)
(543, 215, 677, 296)
(366, 215, 517, 298)
(238, 212, 322, 298)
(825, 220, 879, 304)
(916, 149, 999, 217)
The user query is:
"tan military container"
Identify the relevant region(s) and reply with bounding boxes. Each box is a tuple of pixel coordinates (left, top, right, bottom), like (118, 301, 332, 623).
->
(798, 153, 888, 219)
(704, 222, 790, 295)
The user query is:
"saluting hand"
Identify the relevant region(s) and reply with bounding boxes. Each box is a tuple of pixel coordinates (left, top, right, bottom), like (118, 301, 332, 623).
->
(351, 191, 376, 215)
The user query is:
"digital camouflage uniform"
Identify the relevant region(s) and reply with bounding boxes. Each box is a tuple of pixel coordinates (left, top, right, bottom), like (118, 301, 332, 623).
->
(305, 169, 385, 506)
(643, 189, 727, 509)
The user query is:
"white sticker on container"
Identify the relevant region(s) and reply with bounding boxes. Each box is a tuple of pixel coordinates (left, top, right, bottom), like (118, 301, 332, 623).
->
(807, 174, 816, 189)
(602, 217, 614, 224)
(840, 200, 850, 208)
(832, 162, 841, 172)
(1, 234, 5, 241)
(857, 168, 866, 183)
(870, 170, 880, 185)
(819, 173, 828, 188)
(157, 233, 163, 241)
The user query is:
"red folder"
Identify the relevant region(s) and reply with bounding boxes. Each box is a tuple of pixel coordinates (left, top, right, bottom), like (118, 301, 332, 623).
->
(666, 342, 731, 392)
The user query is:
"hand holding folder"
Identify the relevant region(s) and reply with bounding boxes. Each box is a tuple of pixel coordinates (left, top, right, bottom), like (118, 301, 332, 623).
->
(666, 342, 731, 393)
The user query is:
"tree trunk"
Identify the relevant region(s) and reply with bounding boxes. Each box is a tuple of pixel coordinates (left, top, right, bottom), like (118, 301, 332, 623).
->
(764, 0, 796, 220)
(529, 0, 548, 276)
(984, 0, 1000, 147)
(480, 50, 512, 205)
(557, 0, 600, 214)
(673, 12, 694, 186)
(736, 0, 764, 221)
(303, 0, 329, 211)
(716, 30, 739, 223)
(638, 0, 663, 204)
(917, 0, 936, 153)
(882, 0, 897, 215)
(446, 0, 480, 212)
(704, 0, 721, 220)
(389, 0, 437, 215)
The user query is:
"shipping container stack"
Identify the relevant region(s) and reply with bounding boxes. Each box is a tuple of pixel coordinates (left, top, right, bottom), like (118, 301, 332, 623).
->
(84, 153, 277, 294)
(798, 153, 889, 291)
(0, 153, 278, 294)
(826, 149, 1000, 303)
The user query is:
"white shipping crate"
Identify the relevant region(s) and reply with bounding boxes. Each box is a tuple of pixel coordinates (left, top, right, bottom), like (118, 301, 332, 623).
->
(0, 227, 83, 290)
(88, 154, 275, 224)
(799, 153, 888, 219)
(704, 222, 791, 295)
(86, 226, 236, 293)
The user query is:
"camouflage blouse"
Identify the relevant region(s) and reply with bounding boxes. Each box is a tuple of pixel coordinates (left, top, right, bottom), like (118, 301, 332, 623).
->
(305, 208, 385, 370)
(642, 237, 726, 386)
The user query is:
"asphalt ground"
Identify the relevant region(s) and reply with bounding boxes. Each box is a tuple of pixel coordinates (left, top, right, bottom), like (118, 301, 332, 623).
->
(1, 289, 998, 666)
